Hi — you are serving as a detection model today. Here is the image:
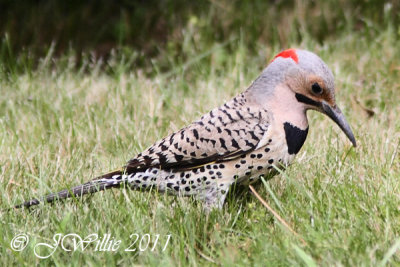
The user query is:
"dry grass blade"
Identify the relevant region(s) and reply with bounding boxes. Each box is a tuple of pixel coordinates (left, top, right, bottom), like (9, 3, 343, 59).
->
(249, 185, 307, 246)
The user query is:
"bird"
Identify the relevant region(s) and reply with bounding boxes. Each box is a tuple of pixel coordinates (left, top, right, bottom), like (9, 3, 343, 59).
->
(15, 49, 356, 211)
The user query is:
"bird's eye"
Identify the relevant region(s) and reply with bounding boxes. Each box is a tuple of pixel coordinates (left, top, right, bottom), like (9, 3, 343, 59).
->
(311, 83, 323, 95)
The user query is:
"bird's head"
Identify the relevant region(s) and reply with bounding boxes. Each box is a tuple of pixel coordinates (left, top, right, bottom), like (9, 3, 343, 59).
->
(265, 49, 356, 147)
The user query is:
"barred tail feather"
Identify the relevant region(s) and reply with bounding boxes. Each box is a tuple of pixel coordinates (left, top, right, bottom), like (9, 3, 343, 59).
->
(14, 170, 125, 209)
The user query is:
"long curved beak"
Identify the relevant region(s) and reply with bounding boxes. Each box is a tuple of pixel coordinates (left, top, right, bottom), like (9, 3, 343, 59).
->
(321, 101, 357, 147)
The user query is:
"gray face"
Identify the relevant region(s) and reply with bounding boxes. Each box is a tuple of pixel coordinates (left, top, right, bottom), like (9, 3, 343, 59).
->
(295, 50, 335, 97)
(248, 49, 335, 102)
(249, 49, 356, 147)
(289, 49, 356, 147)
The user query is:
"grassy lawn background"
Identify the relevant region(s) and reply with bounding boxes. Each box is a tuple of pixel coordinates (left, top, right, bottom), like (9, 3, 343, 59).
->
(1, 3, 400, 266)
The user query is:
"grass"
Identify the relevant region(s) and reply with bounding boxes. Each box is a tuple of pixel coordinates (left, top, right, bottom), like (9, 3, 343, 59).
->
(1, 25, 400, 266)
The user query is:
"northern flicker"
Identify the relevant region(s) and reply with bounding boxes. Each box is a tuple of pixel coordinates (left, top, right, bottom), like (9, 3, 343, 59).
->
(15, 49, 356, 210)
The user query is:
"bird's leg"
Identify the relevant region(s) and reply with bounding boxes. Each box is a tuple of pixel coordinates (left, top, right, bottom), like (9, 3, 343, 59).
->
(197, 182, 231, 211)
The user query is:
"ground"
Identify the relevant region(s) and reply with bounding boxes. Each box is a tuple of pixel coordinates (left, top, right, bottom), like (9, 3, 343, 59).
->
(0, 28, 400, 265)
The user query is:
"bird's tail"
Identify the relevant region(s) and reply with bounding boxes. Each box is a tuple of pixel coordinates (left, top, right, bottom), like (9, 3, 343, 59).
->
(13, 170, 126, 209)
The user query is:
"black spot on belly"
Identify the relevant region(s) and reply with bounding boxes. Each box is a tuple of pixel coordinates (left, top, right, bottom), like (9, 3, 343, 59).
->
(283, 122, 308, 155)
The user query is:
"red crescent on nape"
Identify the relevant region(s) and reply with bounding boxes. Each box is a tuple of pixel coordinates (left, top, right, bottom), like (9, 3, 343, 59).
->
(272, 49, 299, 64)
